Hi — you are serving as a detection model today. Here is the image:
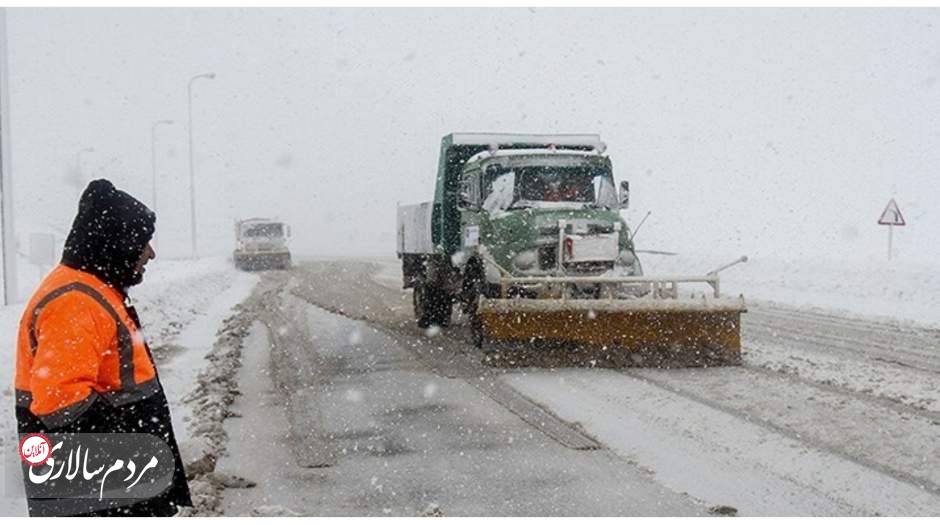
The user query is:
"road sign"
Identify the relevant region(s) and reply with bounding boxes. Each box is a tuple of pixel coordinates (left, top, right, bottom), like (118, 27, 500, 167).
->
(877, 198, 905, 260)
(878, 198, 905, 226)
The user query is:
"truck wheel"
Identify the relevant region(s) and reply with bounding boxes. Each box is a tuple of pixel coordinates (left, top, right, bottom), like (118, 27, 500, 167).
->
(435, 295, 453, 328)
(413, 286, 432, 328)
(427, 285, 452, 328)
(414, 284, 452, 329)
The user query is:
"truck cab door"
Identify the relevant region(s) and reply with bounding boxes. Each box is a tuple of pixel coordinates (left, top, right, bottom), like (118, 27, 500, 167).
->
(458, 170, 483, 254)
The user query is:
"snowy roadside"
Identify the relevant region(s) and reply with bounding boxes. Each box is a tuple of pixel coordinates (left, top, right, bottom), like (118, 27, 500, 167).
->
(0, 257, 258, 517)
(639, 252, 940, 329)
(175, 277, 281, 516)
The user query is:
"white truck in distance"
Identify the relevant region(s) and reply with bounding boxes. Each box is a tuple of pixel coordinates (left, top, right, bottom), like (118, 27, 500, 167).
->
(233, 218, 292, 270)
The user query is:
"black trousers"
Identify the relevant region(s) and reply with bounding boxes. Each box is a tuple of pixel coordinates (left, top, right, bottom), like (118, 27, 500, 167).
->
(16, 391, 192, 517)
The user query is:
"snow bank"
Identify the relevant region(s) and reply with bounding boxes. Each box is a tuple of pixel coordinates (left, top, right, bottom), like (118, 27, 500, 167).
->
(178, 287, 273, 516)
(639, 252, 940, 328)
(177, 308, 255, 516)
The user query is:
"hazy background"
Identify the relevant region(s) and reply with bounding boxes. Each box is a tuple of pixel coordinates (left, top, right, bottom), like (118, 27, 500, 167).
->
(3, 8, 939, 297)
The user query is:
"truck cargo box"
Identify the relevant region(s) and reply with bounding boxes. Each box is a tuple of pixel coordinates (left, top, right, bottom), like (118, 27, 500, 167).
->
(396, 201, 434, 255)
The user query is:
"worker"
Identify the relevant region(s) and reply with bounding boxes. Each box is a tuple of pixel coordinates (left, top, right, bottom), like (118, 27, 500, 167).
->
(14, 179, 192, 516)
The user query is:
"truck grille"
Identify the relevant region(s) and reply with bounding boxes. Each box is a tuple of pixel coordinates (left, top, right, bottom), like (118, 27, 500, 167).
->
(565, 261, 615, 274)
(587, 223, 615, 234)
(538, 246, 557, 270)
(539, 223, 615, 236)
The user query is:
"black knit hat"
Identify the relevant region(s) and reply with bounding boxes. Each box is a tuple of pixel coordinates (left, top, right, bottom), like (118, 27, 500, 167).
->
(61, 179, 156, 290)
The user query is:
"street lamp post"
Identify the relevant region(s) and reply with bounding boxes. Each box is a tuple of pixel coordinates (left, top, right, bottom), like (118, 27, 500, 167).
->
(187, 72, 215, 259)
(0, 8, 16, 305)
(150, 119, 173, 252)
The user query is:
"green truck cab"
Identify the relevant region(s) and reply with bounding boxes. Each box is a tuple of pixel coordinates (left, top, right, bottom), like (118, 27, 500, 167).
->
(397, 133, 641, 328)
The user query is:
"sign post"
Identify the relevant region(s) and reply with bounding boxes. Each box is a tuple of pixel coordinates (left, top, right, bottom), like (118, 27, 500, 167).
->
(0, 8, 16, 305)
(877, 198, 906, 260)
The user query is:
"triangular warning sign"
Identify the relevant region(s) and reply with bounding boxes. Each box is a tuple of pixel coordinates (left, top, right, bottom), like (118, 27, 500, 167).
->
(878, 198, 905, 226)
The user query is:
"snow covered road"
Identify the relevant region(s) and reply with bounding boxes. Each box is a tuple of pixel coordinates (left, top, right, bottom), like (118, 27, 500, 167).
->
(219, 258, 939, 516)
(214, 275, 703, 516)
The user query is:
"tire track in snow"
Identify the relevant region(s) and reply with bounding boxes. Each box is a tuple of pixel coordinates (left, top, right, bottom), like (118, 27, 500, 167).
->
(617, 367, 940, 500)
(746, 318, 940, 375)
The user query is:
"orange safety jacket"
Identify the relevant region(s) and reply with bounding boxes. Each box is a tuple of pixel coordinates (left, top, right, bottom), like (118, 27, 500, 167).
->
(15, 264, 161, 429)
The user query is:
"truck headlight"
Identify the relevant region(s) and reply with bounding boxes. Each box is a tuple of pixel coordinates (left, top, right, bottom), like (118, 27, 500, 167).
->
(619, 250, 642, 276)
(513, 250, 538, 271)
(618, 250, 636, 266)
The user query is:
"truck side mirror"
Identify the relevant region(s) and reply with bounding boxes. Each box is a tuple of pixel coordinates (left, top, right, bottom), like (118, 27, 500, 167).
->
(619, 181, 630, 209)
(458, 190, 473, 210)
(286, 225, 291, 238)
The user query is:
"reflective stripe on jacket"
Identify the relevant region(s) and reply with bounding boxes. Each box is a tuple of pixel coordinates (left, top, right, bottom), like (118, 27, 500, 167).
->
(15, 264, 160, 428)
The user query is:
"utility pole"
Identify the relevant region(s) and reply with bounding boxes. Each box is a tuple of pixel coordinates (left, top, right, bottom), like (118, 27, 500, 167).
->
(187, 72, 215, 259)
(0, 8, 17, 305)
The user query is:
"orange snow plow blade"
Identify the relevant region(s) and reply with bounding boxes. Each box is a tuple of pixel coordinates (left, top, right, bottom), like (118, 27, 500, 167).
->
(476, 298, 745, 367)
(472, 257, 749, 368)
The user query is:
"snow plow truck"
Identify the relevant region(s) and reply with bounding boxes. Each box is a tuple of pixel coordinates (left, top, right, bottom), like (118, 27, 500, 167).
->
(396, 133, 747, 367)
(233, 218, 291, 271)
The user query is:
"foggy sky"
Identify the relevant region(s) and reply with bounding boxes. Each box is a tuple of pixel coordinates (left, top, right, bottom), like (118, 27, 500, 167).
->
(5, 8, 939, 282)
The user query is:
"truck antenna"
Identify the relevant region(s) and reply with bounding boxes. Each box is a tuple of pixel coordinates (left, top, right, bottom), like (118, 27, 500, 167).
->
(629, 211, 652, 242)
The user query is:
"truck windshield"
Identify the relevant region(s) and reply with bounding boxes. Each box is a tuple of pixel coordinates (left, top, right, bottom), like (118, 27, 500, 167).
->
(481, 160, 618, 213)
(243, 223, 283, 237)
